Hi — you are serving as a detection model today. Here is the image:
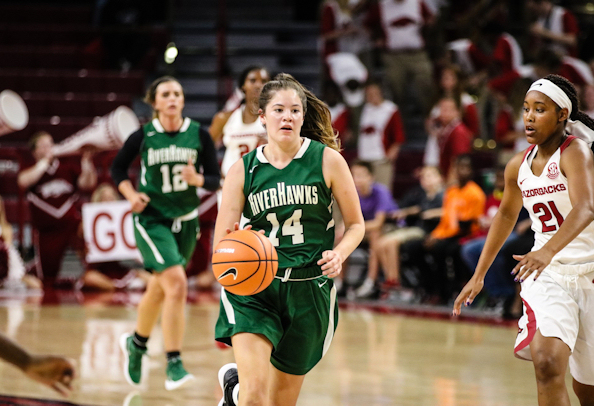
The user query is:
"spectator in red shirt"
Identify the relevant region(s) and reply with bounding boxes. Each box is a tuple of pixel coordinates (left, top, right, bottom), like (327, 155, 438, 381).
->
(527, 0, 579, 57)
(358, 82, 406, 191)
(427, 98, 472, 182)
(425, 65, 480, 169)
(17, 132, 97, 287)
(364, 0, 435, 116)
(320, 0, 370, 59)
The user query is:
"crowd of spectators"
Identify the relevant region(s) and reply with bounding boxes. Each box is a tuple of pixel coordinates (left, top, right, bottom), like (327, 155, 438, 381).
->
(319, 0, 594, 314)
(3, 0, 594, 318)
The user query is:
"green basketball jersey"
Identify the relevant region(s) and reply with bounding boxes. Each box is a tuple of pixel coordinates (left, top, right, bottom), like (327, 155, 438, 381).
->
(242, 138, 334, 269)
(138, 118, 202, 219)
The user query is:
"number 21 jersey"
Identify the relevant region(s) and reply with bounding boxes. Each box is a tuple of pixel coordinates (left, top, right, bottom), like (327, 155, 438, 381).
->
(518, 136, 594, 265)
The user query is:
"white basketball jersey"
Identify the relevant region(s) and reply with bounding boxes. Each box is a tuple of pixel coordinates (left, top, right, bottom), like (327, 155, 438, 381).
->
(518, 136, 594, 266)
(221, 105, 267, 176)
(358, 100, 397, 161)
(379, 0, 425, 51)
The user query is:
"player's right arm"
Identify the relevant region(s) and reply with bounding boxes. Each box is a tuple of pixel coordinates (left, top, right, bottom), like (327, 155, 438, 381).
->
(209, 111, 233, 144)
(110, 129, 150, 213)
(453, 151, 525, 315)
(0, 332, 75, 396)
(213, 158, 245, 249)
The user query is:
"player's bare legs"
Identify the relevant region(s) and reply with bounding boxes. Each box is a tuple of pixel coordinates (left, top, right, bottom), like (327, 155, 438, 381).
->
(376, 236, 401, 283)
(135, 275, 164, 337)
(573, 379, 594, 406)
(232, 333, 273, 405)
(268, 364, 305, 406)
(530, 331, 571, 406)
(155, 265, 187, 351)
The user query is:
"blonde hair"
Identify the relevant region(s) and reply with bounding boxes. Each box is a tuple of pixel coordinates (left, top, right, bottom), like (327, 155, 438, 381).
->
(91, 183, 120, 203)
(259, 73, 340, 151)
(0, 196, 7, 231)
(28, 131, 52, 152)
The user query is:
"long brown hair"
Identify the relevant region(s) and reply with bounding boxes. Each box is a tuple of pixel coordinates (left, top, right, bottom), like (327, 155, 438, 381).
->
(0, 195, 9, 235)
(259, 73, 340, 151)
(144, 76, 184, 119)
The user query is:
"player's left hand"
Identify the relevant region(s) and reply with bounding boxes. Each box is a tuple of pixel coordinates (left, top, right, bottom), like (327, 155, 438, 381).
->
(318, 250, 344, 278)
(511, 247, 554, 282)
(181, 158, 204, 187)
(24, 355, 75, 396)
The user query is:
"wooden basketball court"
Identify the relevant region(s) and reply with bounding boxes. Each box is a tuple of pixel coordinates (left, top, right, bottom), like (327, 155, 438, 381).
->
(0, 291, 580, 405)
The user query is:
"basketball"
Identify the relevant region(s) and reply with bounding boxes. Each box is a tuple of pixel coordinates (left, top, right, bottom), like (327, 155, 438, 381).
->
(212, 229, 278, 296)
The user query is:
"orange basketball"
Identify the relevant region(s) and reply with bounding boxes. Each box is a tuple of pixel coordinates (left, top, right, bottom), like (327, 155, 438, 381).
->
(212, 229, 278, 296)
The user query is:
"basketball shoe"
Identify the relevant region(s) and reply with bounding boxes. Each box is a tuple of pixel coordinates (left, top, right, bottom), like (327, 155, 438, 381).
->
(218, 363, 239, 406)
(165, 357, 195, 390)
(120, 333, 146, 386)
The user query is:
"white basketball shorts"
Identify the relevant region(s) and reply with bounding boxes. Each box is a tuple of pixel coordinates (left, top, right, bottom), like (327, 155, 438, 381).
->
(514, 262, 594, 385)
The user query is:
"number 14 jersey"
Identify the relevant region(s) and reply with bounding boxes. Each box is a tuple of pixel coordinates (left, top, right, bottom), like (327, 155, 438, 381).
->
(518, 136, 594, 265)
(242, 138, 335, 269)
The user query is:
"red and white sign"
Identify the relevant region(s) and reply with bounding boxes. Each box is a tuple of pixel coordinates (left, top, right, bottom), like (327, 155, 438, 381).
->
(82, 201, 141, 263)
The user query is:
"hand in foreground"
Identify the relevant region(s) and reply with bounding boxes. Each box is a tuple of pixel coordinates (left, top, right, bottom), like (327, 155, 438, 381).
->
(452, 276, 484, 316)
(511, 248, 554, 283)
(129, 192, 150, 213)
(24, 355, 75, 396)
(318, 250, 344, 278)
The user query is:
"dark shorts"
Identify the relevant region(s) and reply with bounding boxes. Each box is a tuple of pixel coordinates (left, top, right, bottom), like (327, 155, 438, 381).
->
(133, 211, 199, 273)
(215, 265, 339, 375)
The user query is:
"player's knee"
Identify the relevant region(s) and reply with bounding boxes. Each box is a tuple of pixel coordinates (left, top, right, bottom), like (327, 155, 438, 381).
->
(162, 274, 187, 298)
(532, 352, 565, 383)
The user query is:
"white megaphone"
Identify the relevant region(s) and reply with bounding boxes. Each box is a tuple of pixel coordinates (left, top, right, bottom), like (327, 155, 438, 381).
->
(52, 105, 140, 156)
(0, 90, 29, 136)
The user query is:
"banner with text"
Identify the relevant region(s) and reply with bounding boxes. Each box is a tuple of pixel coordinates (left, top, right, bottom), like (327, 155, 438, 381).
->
(82, 201, 141, 263)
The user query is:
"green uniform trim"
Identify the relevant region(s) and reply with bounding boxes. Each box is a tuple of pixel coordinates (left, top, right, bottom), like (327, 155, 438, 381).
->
(215, 139, 339, 375)
(138, 118, 203, 219)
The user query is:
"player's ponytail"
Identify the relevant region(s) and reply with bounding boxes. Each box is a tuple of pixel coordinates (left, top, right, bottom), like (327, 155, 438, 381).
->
(259, 73, 340, 151)
(542, 74, 594, 142)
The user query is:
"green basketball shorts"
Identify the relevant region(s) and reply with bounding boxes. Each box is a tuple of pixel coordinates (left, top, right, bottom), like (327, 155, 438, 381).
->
(215, 265, 339, 375)
(133, 209, 199, 273)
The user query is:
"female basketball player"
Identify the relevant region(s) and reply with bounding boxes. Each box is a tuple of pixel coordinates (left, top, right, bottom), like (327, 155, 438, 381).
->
(214, 73, 365, 406)
(210, 65, 271, 177)
(111, 76, 220, 390)
(453, 74, 594, 406)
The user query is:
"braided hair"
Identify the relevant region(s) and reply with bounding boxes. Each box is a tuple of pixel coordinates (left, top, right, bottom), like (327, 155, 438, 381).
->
(543, 74, 594, 132)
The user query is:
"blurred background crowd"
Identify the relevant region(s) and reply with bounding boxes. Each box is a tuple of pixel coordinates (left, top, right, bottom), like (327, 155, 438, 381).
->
(1, 0, 594, 319)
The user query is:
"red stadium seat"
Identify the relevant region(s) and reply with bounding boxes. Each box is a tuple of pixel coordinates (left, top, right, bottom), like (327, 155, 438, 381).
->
(0, 47, 35, 69)
(395, 149, 424, 175)
(24, 71, 63, 92)
(35, 47, 80, 69)
(91, 93, 133, 116)
(0, 147, 21, 195)
(48, 93, 92, 117)
(29, 116, 94, 143)
(2, 198, 30, 224)
(21, 93, 49, 117)
(103, 72, 145, 95)
(62, 70, 104, 93)
(0, 70, 23, 92)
